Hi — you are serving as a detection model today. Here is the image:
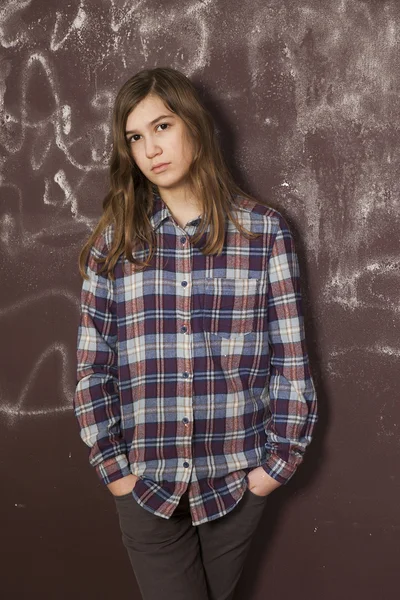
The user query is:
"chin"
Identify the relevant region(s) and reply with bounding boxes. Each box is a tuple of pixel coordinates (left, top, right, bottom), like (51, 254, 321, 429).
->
(154, 174, 185, 188)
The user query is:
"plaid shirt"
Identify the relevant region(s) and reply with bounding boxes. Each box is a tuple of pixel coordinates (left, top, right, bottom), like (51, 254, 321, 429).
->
(73, 191, 317, 526)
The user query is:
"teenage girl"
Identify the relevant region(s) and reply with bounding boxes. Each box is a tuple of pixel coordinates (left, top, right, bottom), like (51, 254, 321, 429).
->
(73, 66, 318, 600)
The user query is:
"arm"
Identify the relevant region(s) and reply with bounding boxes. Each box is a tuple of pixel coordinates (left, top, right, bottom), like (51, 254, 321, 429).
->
(261, 214, 318, 486)
(73, 238, 131, 488)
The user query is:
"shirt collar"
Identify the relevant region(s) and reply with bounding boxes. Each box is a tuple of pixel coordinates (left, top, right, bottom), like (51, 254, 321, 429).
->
(149, 189, 203, 231)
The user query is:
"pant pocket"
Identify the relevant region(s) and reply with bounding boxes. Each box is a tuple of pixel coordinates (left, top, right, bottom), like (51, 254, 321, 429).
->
(114, 490, 134, 502)
(246, 486, 269, 500)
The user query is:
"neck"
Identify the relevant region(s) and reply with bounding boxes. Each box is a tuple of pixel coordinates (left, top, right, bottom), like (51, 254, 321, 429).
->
(156, 184, 203, 214)
(155, 184, 204, 229)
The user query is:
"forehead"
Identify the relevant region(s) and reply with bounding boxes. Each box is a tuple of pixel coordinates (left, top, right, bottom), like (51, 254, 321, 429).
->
(126, 95, 176, 130)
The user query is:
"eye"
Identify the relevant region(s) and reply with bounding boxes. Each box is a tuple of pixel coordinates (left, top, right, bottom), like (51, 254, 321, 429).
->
(127, 123, 170, 144)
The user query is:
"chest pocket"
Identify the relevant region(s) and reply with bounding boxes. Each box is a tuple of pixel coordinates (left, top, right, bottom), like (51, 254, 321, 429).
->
(202, 277, 260, 338)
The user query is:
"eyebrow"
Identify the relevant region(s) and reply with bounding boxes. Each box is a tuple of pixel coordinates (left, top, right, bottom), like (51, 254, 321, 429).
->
(125, 114, 175, 136)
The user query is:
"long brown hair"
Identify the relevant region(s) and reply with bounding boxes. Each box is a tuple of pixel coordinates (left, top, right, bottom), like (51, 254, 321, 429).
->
(78, 67, 261, 281)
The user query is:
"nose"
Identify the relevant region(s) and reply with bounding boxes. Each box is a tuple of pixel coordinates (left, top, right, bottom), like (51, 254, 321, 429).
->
(145, 137, 161, 160)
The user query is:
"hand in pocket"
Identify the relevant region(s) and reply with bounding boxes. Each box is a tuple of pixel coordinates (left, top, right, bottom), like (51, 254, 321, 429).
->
(247, 467, 281, 497)
(107, 473, 139, 497)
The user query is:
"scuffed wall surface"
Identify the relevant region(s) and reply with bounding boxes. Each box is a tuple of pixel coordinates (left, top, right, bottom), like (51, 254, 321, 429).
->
(1, 1, 398, 598)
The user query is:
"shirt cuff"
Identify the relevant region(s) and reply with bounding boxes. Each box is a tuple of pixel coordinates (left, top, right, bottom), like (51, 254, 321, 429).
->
(261, 452, 303, 486)
(94, 454, 131, 485)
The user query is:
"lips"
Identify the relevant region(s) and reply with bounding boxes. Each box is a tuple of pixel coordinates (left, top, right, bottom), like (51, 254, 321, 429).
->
(152, 163, 170, 173)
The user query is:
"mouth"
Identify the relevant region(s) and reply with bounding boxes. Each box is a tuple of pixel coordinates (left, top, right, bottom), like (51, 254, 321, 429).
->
(152, 163, 170, 173)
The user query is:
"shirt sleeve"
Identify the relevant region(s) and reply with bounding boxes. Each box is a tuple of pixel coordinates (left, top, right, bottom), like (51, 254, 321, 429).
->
(73, 241, 131, 486)
(261, 215, 318, 485)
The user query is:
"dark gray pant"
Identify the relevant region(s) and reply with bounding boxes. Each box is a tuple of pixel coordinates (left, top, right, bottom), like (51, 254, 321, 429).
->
(114, 486, 268, 600)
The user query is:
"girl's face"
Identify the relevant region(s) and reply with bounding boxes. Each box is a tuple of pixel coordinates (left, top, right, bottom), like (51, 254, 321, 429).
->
(125, 94, 195, 195)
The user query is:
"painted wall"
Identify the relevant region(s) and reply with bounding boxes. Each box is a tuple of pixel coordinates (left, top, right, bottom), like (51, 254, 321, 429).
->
(1, 1, 398, 598)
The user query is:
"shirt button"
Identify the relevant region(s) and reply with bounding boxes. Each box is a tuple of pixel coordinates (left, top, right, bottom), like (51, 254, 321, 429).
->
(182, 371, 189, 378)
(182, 417, 189, 424)
(183, 461, 190, 468)
(181, 281, 188, 287)
(180, 236, 186, 244)
(181, 325, 188, 333)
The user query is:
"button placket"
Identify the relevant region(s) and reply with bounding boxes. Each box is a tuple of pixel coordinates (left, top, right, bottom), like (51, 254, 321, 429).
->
(176, 227, 194, 482)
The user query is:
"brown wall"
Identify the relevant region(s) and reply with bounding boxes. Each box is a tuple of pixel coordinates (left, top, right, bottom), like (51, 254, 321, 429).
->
(2, 1, 398, 598)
